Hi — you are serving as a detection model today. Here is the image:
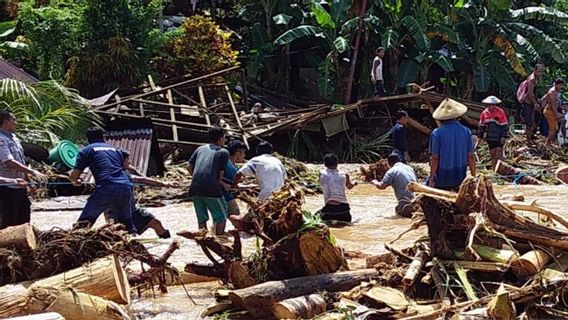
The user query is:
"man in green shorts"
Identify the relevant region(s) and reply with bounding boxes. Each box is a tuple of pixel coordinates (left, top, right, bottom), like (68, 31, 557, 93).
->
(186, 127, 230, 235)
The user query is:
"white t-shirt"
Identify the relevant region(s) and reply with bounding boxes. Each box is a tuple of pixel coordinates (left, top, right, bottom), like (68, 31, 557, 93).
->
(238, 154, 287, 201)
(320, 168, 348, 204)
(371, 56, 383, 82)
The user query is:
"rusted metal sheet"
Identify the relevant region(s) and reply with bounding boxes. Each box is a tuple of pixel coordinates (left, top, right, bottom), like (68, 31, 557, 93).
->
(0, 58, 38, 83)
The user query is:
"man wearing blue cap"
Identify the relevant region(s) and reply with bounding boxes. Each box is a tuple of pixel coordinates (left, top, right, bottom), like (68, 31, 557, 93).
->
(371, 152, 417, 218)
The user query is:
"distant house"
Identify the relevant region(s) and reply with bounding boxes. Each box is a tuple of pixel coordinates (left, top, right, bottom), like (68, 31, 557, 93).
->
(0, 58, 37, 83)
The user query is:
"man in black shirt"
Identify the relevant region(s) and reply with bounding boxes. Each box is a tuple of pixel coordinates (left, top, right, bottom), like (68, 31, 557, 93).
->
(390, 110, 410, 163)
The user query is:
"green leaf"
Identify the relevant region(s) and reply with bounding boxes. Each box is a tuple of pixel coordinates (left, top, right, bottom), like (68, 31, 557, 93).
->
(511, 7, 568, 25)
(331, 0, 353, 26)
(318, 55, 335, 98)
(333, 36, 349, 53)
(400, 16, 429, 50)
(453, 0, 465, 8)
(0, 41, 28, 51)
(434, 54, 454, 72)
(0, 27, 15, 39)
(273, 14, 293, 25)
(382, 28, 399, 49)
(508, 22, 566, 63)
(474, 65, 491, 92)
(274, 25, 323, 46)
(311, 2, 335, 29)
(397, 59, 420, 88)
(512, 33, 540, 63)
(0, 21, 16, 37)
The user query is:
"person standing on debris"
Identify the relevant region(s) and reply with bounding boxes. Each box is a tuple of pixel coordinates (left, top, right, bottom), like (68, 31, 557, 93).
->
(428, 98, 476, 190)
(187, 127, 230, 235)
(543, 78, 564, 146)
(478, 96, 509, 170)
(232, 141, 286, 202)
(390, 110, 410, 163)
(221, 140, 247, 216)
(318, 153, 357, 223)
(0, 110, 47, 229)
(371, 153, 417, 218)
(518, 64, 545, 142)
(371, 47, 386, 97)
(70, 127, 136, 233)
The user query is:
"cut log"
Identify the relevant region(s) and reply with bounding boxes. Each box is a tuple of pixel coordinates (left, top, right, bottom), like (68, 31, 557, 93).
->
(228, 261, 256, 289)
(34, 255, 130, 304)
(403, 249, 429, 287)
(407, 116, 432, 136)
(299, 230, 343, 275)
(511, 250, 552, 278)
(272, 294, 327, 319)
(0, 223, 37, 250)
(495, 160, 542, 185)
(8, 313, 64, 320)
(0, 284, 132, 320)
(228, 269, 379, 318)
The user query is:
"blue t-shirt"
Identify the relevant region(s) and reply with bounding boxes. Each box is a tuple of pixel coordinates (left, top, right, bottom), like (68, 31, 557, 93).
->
(74, 142, 131, 186)
(391, 122, 407, 152)
(222, 161, 238, 201)
(429, 120, 474, 188)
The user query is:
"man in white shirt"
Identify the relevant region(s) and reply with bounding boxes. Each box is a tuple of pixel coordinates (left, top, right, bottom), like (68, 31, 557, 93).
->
(371, 47, 386, 97)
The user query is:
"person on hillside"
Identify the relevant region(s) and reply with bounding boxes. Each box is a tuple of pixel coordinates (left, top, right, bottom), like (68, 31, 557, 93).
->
(318, 153, 357, 223)
(519, 64, 545, 142)
(478, 96, 509, 169)
(390, 110, 410, 163)
(186, 127, 230, 235)
(371, 47, 386, 97)
(221, 140, 247, 216)
(0, 110, 46, 229)
(232, 141, 286, 202)
(70, 127, 136, 233)
(371, 152, 417, 218)
(543, 78, 565, 146)
(428, 98, 476, 191)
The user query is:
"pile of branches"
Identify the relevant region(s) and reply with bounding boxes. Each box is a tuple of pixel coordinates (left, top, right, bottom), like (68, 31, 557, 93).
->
(202, 176, 568, 319)
(182, 183, 344, 288)
(360, 159, 390, 182)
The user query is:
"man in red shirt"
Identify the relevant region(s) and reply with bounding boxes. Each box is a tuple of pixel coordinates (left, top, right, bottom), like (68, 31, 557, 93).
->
(478, 96, 509, 169)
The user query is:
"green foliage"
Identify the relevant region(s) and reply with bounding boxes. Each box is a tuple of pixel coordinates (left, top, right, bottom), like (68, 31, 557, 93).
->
(0, 79, 101, 147)
(339, 130, 391, 163)
(153, 15, 238, 79)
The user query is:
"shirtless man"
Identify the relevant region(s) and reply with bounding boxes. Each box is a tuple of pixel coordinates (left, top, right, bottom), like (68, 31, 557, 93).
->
(543, 78, 564, 146)
(521, 64, 545, 142)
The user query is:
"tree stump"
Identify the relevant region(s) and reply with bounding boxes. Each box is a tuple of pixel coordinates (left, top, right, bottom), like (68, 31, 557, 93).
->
(272, 294, 327, 319)
(299, 230, 343, 276)
(0, 223, 37, 251)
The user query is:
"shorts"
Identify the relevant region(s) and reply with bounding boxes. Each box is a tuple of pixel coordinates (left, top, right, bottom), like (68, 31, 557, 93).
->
(0, 187, 31, 229)
(319, 203, 352, 222)
(395, 200, 415, 218)
(374, 80, 386, 97)
(132, 207, 155, 235)
(544, 107, 559, 131)
(522, 103, 541, 127)
(79, 184, 135, 233)
(192, 196, 227, 224)
(487, 140, 503, 150)
(227, 199, 240, 216)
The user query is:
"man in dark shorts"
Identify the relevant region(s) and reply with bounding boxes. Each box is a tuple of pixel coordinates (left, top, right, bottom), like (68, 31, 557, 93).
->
(520, 64, 545, 142)
(478, 96, 508, 169)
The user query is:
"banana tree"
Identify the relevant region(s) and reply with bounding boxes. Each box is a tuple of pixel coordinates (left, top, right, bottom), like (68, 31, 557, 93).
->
(274, 0, 380, 100)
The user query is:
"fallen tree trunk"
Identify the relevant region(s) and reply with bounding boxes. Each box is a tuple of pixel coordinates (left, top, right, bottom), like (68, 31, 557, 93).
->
(0, 284, 132, 320)
(34, 255, 130, 304)
(228, 269, 380, 318)
(0, 223, 37, 250)
(272, 294, 327, 319)
(511, 249, 552, 278)
(495, 160, 542, 185)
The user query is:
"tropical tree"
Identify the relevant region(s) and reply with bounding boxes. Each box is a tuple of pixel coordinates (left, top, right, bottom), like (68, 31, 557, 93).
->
(0, 79, 101, 147)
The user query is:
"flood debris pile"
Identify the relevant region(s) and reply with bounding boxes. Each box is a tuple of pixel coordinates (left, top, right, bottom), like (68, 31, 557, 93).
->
(0, 223, 184, 320)
(276, 154, 321, 193)
(196, 176, 568, 319)
(360, 159, 390, 182)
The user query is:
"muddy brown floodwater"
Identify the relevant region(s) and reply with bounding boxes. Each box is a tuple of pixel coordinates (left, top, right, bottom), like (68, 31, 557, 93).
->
(30, 177, 568, 319)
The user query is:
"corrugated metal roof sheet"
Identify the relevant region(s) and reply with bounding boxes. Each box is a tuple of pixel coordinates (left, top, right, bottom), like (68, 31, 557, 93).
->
(0, 58, 38, 83)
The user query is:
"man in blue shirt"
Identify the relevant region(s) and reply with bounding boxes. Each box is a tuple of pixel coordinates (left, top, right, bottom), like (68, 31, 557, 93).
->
(69, 127, 136, 233)
(429, 99, 476, 190)
(390, 110, 410, 163)
(372, 153, 417, 217)
(221, 140, 247, 216)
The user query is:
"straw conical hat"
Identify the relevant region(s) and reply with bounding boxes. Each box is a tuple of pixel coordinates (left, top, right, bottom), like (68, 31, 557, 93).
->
(482, 96, 502, 104)
(432, 98, 468, 120)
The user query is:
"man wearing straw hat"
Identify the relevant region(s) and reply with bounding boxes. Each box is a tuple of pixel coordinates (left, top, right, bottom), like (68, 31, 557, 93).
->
(478, 96, 508, 170)
(428, 98, 476, 190)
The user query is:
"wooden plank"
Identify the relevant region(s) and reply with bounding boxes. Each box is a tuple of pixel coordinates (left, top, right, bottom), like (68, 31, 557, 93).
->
(158, 139, 207, 146)
(138, 102, 145, 117)
(225, 84, 249, 148)
(114, 95, 121, 113)
(198, 86, 211, 126)
(97, 66, 241, 110)
(167, 89, 179, 142)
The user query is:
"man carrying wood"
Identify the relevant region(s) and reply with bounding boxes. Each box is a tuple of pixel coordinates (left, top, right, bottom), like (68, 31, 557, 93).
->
(371, 153, 417, 218)
(187, 127, 230, 235)
(70, 127, 136, 233)
(478, 96, 509, 170)
(428, 98, 476, 191)
(0, 110, 47, 229)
